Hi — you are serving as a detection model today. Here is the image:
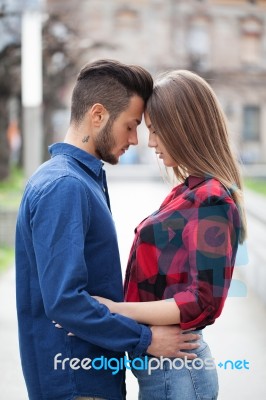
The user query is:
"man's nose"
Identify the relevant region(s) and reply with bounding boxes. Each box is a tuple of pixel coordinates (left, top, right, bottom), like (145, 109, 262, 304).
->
(129, 130, 138, 145)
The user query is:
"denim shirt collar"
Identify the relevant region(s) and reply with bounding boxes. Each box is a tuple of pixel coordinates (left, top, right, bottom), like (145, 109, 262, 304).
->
(49, 142, 104, 177)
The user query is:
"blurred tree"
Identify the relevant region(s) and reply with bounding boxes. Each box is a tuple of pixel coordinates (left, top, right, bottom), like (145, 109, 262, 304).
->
(0, 1, 83, 180)
(42, 10, 82, 160)
(0, 44, 21, 180)
(0, 6, 21, 180)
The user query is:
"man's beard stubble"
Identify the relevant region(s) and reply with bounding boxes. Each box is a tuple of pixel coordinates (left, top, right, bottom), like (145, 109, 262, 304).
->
(94, 118, 118, 165)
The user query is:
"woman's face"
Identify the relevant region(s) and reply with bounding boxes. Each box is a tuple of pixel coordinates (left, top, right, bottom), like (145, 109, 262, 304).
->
(145, 111, 177, 167)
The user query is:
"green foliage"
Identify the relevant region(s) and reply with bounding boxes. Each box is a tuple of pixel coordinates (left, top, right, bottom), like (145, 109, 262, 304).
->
(0, 167, 25, 209)
(0, 246, 14, 274)
(244, 178, 266, 196)
(0, 168, 23, 273)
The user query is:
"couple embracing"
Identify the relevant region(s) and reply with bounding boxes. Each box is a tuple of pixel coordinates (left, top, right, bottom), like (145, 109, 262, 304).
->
(16, 59, 245, 400)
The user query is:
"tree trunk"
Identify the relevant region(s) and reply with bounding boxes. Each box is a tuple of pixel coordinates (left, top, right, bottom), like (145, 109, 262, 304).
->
(0, 98, 10, 180)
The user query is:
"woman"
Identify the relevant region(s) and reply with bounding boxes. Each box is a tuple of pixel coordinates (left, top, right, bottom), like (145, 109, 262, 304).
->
(96, 70, 246, 399)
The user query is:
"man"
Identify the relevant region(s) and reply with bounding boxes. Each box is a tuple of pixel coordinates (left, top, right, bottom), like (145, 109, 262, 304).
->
(16, 59, 199, 400)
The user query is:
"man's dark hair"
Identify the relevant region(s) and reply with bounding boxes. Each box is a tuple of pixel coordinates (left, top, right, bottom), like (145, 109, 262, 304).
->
(70, 59, 153, 125)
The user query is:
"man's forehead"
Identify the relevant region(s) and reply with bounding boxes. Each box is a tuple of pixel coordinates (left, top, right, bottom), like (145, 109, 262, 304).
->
(122, 96, 144, 121)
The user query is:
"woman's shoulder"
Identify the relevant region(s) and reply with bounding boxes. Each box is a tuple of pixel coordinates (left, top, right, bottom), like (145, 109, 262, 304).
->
(180, 177, 241, 230)
(185, 176, 236, 208)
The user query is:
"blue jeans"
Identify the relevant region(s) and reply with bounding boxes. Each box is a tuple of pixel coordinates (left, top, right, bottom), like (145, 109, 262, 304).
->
(131, 330, 218, 400)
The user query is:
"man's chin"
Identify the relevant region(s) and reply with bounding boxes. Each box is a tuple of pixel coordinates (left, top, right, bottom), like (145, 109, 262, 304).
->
(102, 155, 119, 165)
(95, 149, 118, 165)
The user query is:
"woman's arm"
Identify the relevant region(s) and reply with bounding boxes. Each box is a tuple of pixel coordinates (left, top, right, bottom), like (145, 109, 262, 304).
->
(93, 296, 181, 325)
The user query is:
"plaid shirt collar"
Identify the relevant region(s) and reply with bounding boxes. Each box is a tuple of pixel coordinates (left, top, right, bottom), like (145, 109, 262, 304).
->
(185, 175, 212, 190)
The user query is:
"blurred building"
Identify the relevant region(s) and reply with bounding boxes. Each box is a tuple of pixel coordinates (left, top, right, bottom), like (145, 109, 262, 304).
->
(46, 0, 266, 164)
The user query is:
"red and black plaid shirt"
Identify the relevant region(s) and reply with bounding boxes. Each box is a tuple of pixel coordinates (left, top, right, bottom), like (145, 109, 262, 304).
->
(124, 176, 241, 330)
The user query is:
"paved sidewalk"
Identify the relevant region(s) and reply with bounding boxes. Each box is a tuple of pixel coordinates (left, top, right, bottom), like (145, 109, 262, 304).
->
(0, 177, 266, 399)
(0, 266, 28, 399)
(244, 187, 266, 226)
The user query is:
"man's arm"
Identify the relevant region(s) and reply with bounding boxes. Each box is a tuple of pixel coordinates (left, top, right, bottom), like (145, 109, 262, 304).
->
(55, 322, 200, 359)
(32, 176, 151, 357)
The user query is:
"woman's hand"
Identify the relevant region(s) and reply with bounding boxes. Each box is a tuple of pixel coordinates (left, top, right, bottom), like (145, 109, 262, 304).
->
(52, 321, 75, 336)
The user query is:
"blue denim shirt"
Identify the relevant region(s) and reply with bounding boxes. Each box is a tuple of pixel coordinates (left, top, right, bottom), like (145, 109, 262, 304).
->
(16, 143, 151, 400)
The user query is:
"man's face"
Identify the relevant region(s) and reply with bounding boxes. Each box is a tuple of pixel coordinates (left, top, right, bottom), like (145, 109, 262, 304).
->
(94, 95, 144, 164)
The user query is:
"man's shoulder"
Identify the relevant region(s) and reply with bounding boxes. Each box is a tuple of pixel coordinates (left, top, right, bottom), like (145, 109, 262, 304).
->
(26, 155, 94, 196)
(28, 156, 71, 190)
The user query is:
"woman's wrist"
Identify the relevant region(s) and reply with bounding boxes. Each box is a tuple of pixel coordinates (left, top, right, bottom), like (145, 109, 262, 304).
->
(112, 301, 125, 314)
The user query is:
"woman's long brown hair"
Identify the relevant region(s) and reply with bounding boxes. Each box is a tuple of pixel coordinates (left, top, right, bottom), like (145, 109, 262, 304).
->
(147, 70, 247, 243)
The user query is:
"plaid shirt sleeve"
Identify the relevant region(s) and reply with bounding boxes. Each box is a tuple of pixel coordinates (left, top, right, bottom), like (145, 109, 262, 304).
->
(174, 197, 240, 329)
(124, 177, 241, 330)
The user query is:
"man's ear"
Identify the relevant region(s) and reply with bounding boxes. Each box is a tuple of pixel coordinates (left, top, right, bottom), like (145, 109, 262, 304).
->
(90, 103, 109, 127)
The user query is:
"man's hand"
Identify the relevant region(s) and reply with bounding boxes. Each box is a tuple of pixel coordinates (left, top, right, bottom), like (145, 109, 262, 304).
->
(147, 325, 200, 359)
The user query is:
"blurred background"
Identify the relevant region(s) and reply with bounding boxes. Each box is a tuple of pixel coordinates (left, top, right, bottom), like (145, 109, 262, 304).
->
(0, 0, 266, 399)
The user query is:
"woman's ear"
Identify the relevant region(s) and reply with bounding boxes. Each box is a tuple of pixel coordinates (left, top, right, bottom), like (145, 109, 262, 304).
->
(90, 103, 109, 127)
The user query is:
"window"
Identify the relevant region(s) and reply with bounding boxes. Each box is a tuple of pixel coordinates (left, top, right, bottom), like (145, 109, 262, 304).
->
(187, 16, 210, 71)
(243, 106, 260, 141)
(240, 16, 262, 67)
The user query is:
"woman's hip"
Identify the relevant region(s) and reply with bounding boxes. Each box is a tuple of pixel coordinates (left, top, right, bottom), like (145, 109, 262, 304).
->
(130, 331, 218, 400)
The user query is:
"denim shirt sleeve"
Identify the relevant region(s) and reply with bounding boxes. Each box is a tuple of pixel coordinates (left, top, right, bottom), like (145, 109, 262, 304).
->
(30, 176, 151, 357)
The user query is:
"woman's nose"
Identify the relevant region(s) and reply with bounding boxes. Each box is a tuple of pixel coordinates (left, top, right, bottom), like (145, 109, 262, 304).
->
(148, 131, 157, 148)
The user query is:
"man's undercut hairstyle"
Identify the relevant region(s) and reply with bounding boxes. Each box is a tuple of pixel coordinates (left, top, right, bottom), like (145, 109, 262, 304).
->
(70, 59, 153, 126)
